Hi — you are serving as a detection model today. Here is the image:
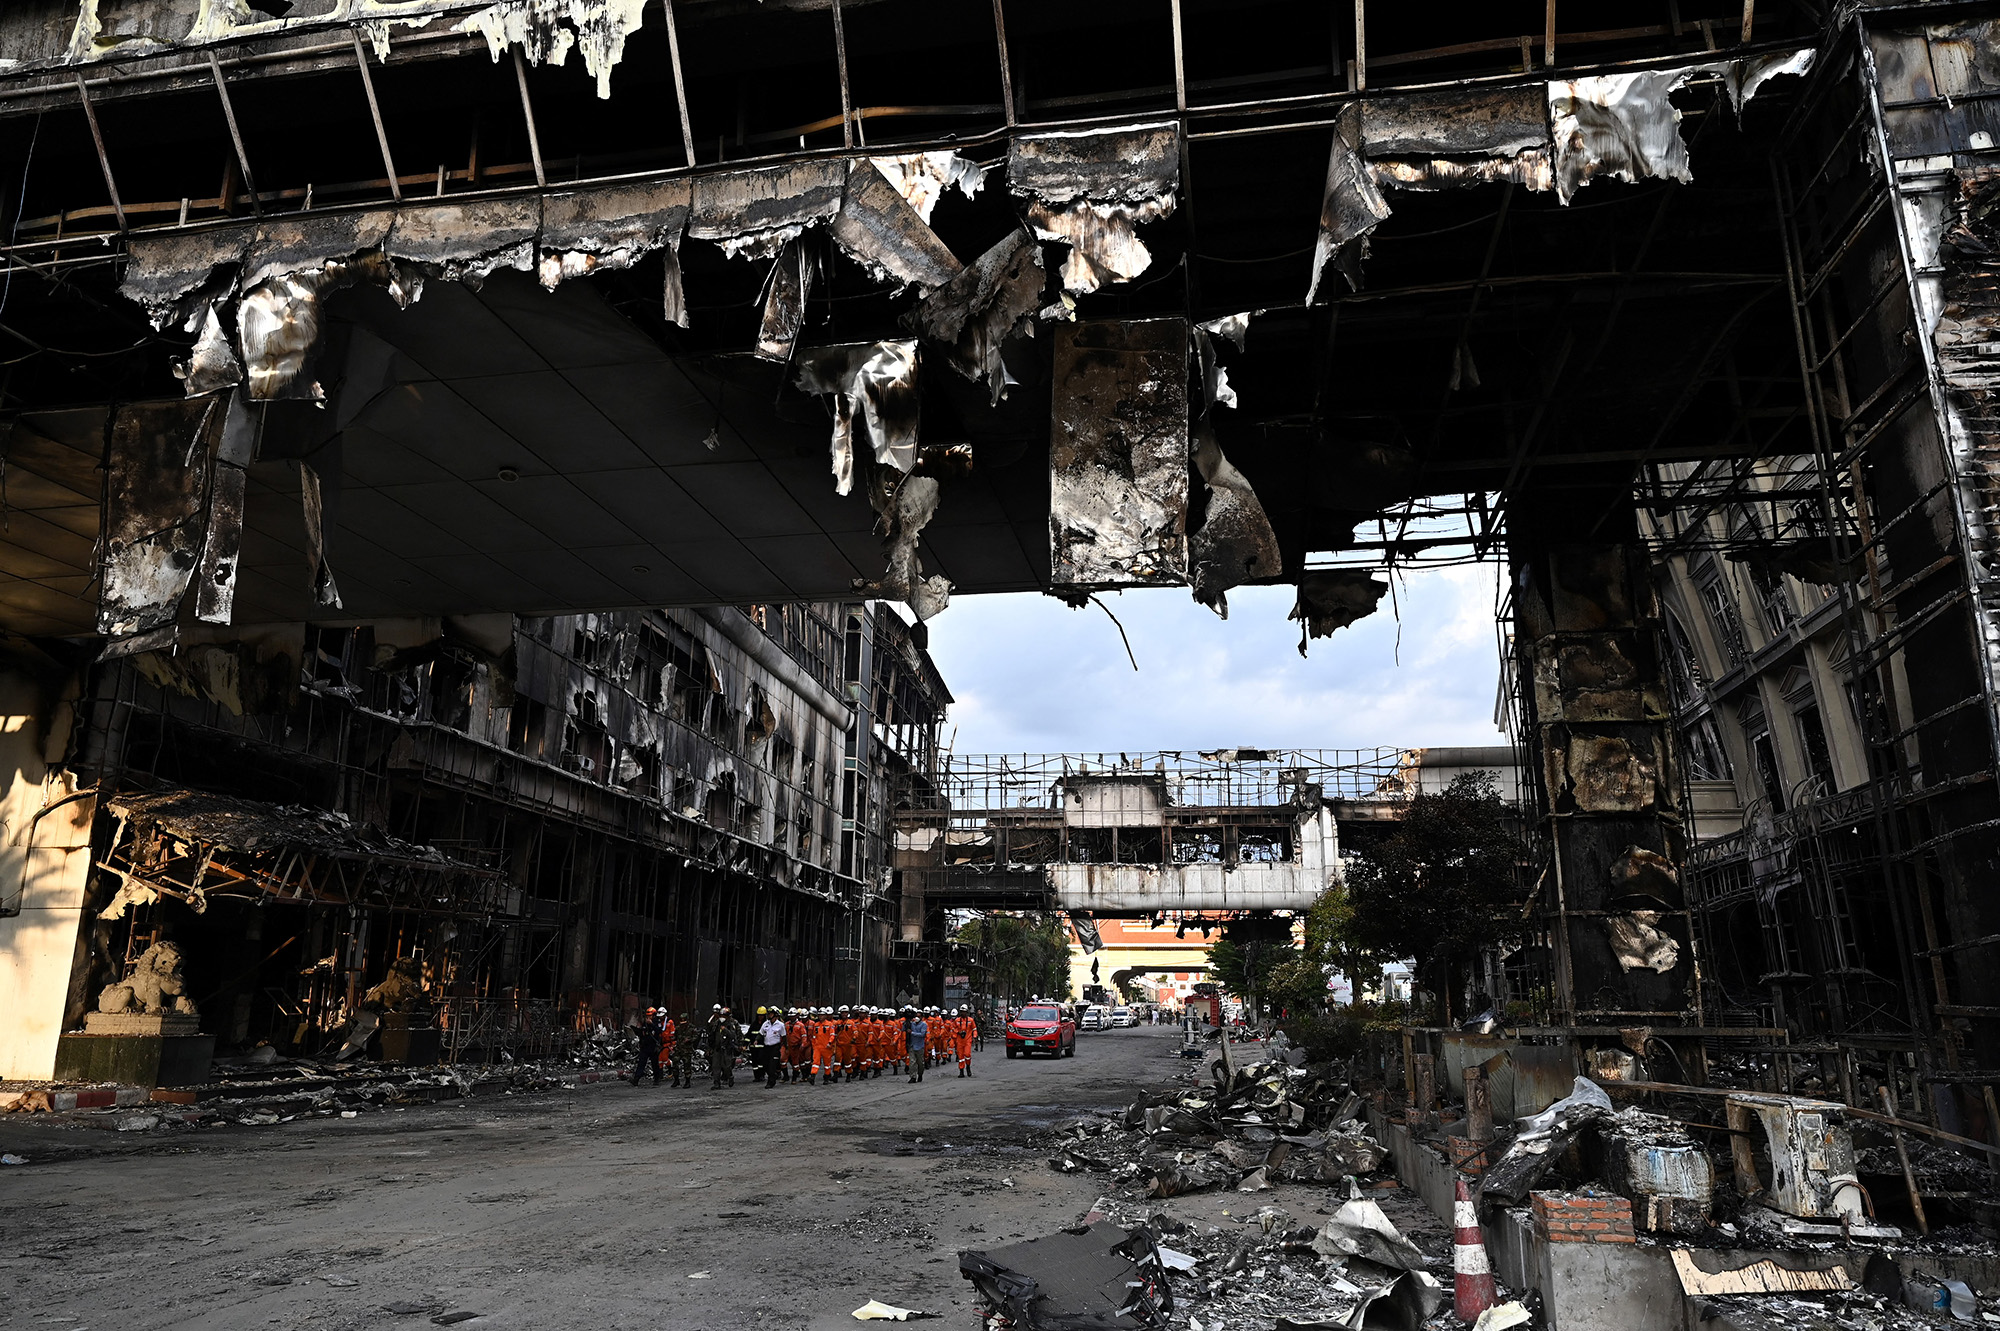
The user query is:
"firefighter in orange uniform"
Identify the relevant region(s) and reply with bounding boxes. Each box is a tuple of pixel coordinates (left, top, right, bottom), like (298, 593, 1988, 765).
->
(833, 1005, 857, 1082)
(783, 1007, 810, 1084)
(956, 1005, 976, 1076)
(811, 1006, 837, 1084)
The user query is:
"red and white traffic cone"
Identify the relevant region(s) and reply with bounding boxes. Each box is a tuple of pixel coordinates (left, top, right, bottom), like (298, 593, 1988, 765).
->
(1453, 1174, 1496, 1322)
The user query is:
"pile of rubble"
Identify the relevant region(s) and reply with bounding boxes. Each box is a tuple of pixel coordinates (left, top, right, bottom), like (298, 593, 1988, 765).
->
(961, 1042, 1489, 1330)
(0, 1056, 580, 1134)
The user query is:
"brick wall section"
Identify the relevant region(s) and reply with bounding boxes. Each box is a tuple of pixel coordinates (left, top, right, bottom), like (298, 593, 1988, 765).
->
(1447, 1136, 1493, 1176)
(1530, 1190, 1636, 1243)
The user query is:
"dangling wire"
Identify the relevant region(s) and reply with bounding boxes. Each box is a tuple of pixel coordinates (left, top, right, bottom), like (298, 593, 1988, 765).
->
(1089, 594, 1140, 671)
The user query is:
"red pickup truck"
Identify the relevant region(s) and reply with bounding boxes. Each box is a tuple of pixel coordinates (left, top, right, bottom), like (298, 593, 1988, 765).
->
(1005, 1003, 1076, 1059)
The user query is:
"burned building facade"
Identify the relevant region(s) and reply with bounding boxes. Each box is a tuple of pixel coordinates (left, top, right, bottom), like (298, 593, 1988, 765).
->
(0, 0, 1992, 1150)
(0, 599, 948, 1078)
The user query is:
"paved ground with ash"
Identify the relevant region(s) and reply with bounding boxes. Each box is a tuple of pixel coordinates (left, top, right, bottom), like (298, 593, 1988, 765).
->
(0, 1026, 1180, 1330)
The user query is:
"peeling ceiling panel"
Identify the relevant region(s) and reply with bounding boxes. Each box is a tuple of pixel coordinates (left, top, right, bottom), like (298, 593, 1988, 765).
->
(689, 160, 849, 260)
(830, 158, 963, 291)
(1010, 122, 1179, 297)
(98, 400, 215, 639)
(902, 228, 1045, 403)
(1048, 318, 1189, 591)
(539, 179, 692, 287)
(243, 210, 398, 288)
(1370, 152, 1554, 193)
(122, 223, 255, 326)
(1008, 122, 1179, 205)
(384, 196, 541, 280)
(1361, 85, 1550, 158)
(1307, 104, 1390, 304)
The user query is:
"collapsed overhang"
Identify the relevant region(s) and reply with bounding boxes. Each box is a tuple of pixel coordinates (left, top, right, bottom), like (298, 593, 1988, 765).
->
(100, 784, 509, 920)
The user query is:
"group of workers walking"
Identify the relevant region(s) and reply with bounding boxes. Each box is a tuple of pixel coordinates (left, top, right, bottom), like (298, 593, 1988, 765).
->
(628, 1003, 980, 1090)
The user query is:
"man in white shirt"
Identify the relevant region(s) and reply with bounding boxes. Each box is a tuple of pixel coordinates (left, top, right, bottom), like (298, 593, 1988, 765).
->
(758, 1008, 787, 1088)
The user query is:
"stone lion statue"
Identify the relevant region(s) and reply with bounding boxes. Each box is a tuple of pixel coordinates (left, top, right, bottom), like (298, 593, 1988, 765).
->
(97, 940, 198, 1017)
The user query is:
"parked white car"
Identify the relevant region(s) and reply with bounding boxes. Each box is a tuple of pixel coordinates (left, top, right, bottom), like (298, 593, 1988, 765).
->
(1079, 1005, 1109, 1030)
(1110, 1007, 1136, 1027)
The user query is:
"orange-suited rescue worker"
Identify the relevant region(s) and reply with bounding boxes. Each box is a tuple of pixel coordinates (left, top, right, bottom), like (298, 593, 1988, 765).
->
(904, 1006, 928, 1082)
(834, 1005, 858, 1082)
(880, 1007, 904, 1079)
(657, 1010, 676, 1079)
(630, 1007, 664, 1087)
(955, 1005, 976, 1077)
(931, 1007, 948, 1067)
(811, 1006, 837, 1084)
(783, 1008, 810, 1083)
(869, 1008, 888, 1077)
(757, 1008, 786, 1088)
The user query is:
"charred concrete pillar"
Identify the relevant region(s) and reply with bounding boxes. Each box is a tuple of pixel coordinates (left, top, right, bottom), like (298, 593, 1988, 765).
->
(1511, 491, 1694, 1028)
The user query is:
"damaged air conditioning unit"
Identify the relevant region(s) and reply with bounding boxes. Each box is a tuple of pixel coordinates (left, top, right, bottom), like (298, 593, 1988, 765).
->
(1725, 1093, 1897, 1238)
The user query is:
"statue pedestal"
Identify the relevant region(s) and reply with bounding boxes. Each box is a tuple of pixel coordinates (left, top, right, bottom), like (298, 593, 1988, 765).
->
(83, 1012, 200, 1037)
(375, 1012, 441, 1066)
(58, 1017, 214, 1088)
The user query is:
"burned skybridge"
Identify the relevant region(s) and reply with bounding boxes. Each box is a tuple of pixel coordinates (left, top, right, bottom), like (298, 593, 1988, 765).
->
(2, 0, 2000, 1146)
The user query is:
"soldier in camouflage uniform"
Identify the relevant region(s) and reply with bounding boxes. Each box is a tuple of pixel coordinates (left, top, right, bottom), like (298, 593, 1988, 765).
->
(708, 1006, 740, 1089)
(670, 1011, 700, 1087)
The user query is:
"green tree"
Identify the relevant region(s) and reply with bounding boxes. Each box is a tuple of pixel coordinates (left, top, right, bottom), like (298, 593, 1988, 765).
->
(955, 912, 1073, 1003)
(1342, 771, 1523, 1018)
(1207, 935, 1301, 1018)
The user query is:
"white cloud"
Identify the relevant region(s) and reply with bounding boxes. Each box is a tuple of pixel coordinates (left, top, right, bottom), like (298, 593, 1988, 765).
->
(923, 564, 1507, 755)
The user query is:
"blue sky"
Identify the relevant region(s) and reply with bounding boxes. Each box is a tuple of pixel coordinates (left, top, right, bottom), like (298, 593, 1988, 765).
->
(921, 563, 1508, 755)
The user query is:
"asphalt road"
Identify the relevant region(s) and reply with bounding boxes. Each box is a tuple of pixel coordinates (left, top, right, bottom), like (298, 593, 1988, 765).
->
(0, 1023, 1188, 1330)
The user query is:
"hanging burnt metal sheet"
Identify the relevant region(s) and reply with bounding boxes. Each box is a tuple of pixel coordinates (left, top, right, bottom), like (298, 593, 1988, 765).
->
(300, 460, 343, 610)
(903, 228, 1045, 404)
(539, 178, 692, 288)
(1048, 318, 1189, 591)
(1287, 570, 1387, 654)
(1361, 85, 1549, 158)
(831, 158, 963, 290)
(176, 303, 243, 396)
(238, 252, 422, 401)
(1549, 70, 1695, 205)
(1306, 105, 1390, 304)
(689, 160, 849, 260)
(1010, 122, 1179, 295)
(193, 389, 258, 626)
(755, 237, 818, 363)
(871, 473, 953, 622)
(795, 340, 922, 495)
(1546, 55, 1811, 206)
(1188, 423, 1280, 617)
(98, 400, 218, 639)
